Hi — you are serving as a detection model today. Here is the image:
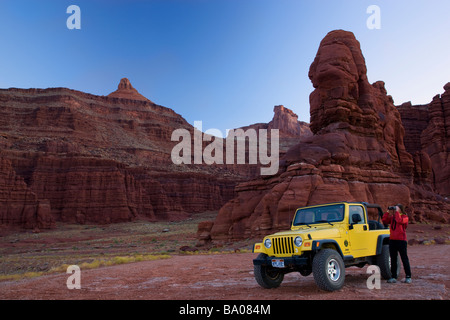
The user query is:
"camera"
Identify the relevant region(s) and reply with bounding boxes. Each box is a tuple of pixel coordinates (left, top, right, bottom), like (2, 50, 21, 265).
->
(388, 206, 396, 210)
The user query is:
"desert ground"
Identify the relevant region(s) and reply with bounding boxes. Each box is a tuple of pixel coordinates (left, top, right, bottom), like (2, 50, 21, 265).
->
(0, 213, 449, 301)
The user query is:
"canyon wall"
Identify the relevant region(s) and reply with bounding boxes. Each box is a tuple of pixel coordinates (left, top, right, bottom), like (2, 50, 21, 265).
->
(1, 31, 448, 234)
(398, 83, 450, 197)
(0, 80, 251, 228)
(0, 79, 305, 229)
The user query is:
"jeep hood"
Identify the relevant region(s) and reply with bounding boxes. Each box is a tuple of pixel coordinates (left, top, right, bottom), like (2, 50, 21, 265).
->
(267, 225, 342, 240)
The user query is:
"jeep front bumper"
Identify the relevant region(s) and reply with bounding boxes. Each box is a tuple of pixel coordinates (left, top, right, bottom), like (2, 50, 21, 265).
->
(253, 255, 309, 268)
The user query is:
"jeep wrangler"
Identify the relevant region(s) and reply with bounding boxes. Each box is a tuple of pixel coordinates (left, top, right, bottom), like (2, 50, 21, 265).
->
(253, 202, 400, 291)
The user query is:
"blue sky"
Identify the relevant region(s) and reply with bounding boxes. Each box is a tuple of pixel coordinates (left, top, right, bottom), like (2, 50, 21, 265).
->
(0, 0, 449, 131)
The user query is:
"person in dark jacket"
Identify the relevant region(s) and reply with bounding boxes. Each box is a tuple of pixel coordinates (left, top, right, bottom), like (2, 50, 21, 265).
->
(382, 204, 412, 283)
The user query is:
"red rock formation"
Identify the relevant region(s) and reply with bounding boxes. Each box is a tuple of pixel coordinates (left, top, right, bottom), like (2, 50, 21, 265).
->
(308, 31, 413, 174)
(0, 77, 316, 229)
(2, 34, 448, 232)
(0, 80, 248, 228)
(107, 78, 151, 102)
(28, 157, 155, 224)
(236, 105, 311, 139)
(0, 155, 54, 229)
(398, 83, 450, 197)
(231, 105, 311, 163)
(1, 77, 314, 229)
(420, 84, 450, 196)
(268, 105, 310, 137)
(397, 102, 429, 155)
(208, 30, 449, 241)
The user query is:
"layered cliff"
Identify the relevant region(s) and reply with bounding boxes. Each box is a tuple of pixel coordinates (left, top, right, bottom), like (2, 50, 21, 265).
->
(0, 79, 249, 228)
(398, 83, 450, 197)
(0, 155, 54, 229)
(0, 77, 311, 229)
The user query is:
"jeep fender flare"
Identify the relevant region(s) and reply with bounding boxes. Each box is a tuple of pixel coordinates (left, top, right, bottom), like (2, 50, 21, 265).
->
(312, 240, 344, 257)
(376, 234, 390, 255)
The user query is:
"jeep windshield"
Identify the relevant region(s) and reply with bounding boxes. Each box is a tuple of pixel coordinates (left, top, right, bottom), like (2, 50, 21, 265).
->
(293, 204, 345, 226)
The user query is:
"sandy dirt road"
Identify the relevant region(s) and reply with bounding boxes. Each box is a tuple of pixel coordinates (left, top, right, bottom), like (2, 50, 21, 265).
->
(0, 245, 448, 301)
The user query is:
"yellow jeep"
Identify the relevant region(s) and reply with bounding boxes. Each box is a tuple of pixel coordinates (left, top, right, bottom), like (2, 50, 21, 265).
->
(253, 202, 399, 291)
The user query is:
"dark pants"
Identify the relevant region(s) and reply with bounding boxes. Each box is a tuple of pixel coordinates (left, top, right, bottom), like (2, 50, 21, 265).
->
(389, 240, 412, 278)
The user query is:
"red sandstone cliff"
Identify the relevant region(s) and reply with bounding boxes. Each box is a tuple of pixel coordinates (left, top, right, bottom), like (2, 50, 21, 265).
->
(398, 83, 450, 197)
(1, 33, 449, 233)
(236, 105, 311, 138)
(0, 155, 54, 230)
(206, 30, 449, 242)
(0, 80, 251, 228)
(1, 77, 312, 229)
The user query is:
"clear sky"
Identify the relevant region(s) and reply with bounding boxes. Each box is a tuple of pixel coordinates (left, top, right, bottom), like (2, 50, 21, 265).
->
(0, 0, 449, 131)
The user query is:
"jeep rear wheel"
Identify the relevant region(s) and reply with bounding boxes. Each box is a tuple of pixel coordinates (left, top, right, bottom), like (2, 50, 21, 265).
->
(254, 253, 284, 289)
(312, 249, 345, 291)
(375, 244, 401, 280)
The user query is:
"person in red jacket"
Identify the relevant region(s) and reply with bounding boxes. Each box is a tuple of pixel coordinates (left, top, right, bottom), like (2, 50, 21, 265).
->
(382, 204, 412, 283)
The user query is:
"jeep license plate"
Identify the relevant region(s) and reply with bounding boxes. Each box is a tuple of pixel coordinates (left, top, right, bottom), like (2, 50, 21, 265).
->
(271, 259, 285, 268)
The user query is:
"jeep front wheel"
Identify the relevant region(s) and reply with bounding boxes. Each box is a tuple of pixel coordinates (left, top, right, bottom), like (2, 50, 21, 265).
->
(312, 249, 345, 291)
(254, 253, 284, 289)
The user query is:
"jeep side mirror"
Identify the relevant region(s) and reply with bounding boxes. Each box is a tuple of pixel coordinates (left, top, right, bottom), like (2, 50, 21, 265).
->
(352, 214, 362, 223)
(349, 214, 362, 230)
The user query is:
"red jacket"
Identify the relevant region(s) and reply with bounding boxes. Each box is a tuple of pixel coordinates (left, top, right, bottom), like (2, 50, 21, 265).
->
(382, 211, 408, 241)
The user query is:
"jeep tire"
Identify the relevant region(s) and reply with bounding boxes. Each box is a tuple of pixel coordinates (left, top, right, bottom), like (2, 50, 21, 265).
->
(312, 249, 345, 291)
(375, 244, 401, 280)
(254, 253, 284, 289)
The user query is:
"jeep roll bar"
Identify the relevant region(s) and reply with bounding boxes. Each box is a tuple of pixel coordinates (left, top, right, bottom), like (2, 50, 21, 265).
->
(362, 202, 388, 228)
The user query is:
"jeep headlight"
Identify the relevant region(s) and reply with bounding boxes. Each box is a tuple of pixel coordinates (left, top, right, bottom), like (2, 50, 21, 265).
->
(264, 238, 272, 249)
(294, 236, 303, 247)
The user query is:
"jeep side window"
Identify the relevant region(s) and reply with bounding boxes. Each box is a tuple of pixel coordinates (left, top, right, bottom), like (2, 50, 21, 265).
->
(349, 205, 365, 224)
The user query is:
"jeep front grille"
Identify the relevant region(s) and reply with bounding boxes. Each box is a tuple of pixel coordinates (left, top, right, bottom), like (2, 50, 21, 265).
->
(272, 236, 294, 255)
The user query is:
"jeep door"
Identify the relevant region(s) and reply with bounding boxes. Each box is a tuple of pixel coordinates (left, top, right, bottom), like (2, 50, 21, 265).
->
(347, 204, 372, 258)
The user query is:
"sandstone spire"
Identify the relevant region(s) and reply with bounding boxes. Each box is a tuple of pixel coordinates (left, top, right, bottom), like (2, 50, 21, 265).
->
(108, 78, 151, 102)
